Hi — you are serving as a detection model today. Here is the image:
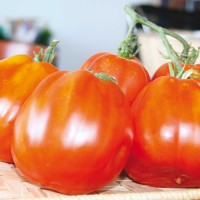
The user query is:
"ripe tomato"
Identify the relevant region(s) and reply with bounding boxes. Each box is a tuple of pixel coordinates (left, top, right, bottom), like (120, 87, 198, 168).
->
(151, 62, 171, 80)
(125, 76, 200, 187)
(0, 54, 58, 163)
(81, 52, 150, 106)
(12, 70, 134, 195)
(152, 62, 200, 84)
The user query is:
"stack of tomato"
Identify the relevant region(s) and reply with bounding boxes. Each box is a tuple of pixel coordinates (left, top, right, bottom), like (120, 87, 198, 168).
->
(0, 39, 149, 194)
(1, 5, 200, 196)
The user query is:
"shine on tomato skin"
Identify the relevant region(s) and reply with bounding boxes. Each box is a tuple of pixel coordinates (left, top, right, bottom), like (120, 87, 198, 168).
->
(12, 70, 134, 195)
(0, 54, 58, 163)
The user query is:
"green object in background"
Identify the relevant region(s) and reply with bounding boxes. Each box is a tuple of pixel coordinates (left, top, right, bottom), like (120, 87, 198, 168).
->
(0, 21, 53, 46)
(35, 28, 52, 46)
(0, 26, 9, 40)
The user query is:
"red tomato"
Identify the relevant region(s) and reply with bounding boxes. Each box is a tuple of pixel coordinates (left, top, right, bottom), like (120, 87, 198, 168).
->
(11, 70, 134, 195)
(125, 76, 200, 187)
(152, 62, 200, 84)
(152, 62, 171, 80)
(81, 52, 150, 105)
(0, 54, 58, 163)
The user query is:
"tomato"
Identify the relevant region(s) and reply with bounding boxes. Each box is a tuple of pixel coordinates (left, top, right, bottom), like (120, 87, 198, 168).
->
(0, 54, 58, 163)
(152, 62, 171, 80)
(152, 62, 200, 84)
(125, 76, 200, 188)
(81, 52, 150, 105)
(11, 70, 134, 195)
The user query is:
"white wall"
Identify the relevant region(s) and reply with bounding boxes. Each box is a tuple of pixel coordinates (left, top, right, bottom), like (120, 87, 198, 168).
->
(1, 0, 151, 70)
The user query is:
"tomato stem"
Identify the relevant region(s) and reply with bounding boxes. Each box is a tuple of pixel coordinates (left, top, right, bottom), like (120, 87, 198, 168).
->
(88, 69, 116, 83)
(34, 40, 59, 63)
(94, 72, 116, 83)
(34, 48, 43, 62)
(158, 28, 182, 75)
(117, 14, 139, 59)
(184, 47, 200, 64)
(181, 68, 200, 79)
(43, 40, 59, 63)
(124, 5, 191, 61)
(124, 5, 200, 77)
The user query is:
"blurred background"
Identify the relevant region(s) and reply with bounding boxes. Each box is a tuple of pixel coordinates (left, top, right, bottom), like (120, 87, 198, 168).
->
(0, 0, 200, 75)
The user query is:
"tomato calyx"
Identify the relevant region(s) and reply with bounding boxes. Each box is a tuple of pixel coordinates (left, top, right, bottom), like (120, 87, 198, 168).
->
(94, 72, 117, 83)
(117, 5, 142, 60)
(34, 39, 59, 63)
(181, 68, 200, 79)
(117, 23, 139, 60)
(87, 68, 116, 83)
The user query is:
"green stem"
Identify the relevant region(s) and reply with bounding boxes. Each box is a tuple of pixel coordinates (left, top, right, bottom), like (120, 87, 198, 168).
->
(88, 69, 116, 83)
(34, 40, 59, 63)
(158, 28, 182, 75)
(185, 47, 200, 64)
(34, 48, 43, 62)
(124, 5, 190, 62)
(117, 14, 139, 59)
(94, 72, 116, 83)
(43, 40, 59, 63)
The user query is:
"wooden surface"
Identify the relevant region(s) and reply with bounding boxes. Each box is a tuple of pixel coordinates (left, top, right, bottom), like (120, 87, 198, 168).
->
(1, 162, 200, 200)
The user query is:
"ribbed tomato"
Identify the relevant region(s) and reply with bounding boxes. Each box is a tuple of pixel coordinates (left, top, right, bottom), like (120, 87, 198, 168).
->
(12, 70, 133, 194)
(81, 52, 150, 105)
(126, 76, 200, 188)
(0, 53, 58, 163)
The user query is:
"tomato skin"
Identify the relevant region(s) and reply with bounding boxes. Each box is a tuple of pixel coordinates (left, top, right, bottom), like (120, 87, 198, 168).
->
(81, 52, 150, 105)
(0, 55, 58, 163)
(12, 70, 134, 195)
(152, 62, 171, 80)
(125, 76, 200, 188)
